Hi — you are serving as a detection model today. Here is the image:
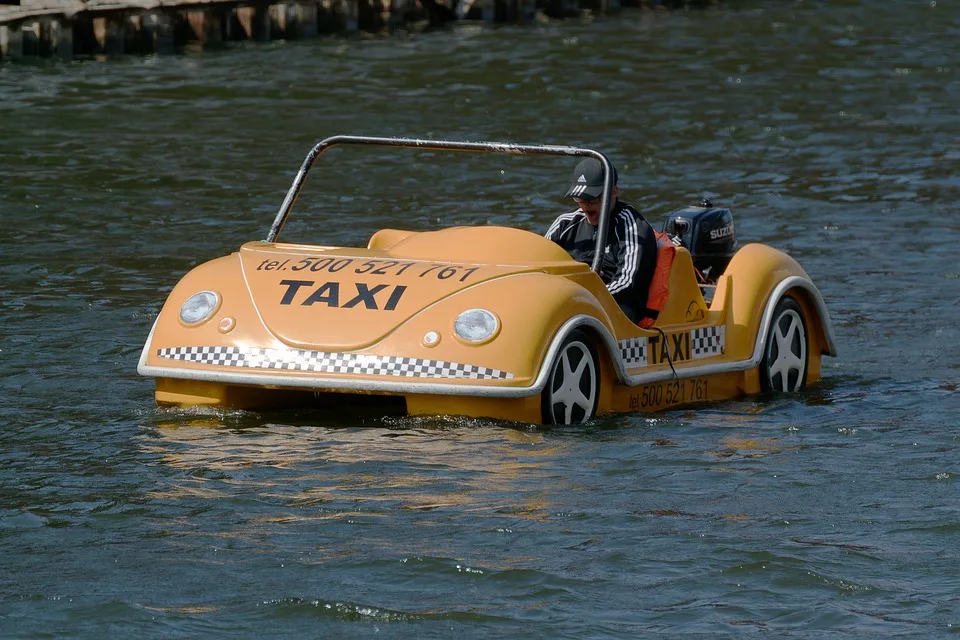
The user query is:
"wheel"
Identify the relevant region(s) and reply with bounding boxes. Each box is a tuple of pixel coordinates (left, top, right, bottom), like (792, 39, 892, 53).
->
(760, 296, 808, 393)
(541, 329, 600, 425)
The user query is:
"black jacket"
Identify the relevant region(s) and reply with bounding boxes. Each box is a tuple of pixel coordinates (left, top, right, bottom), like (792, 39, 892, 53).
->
(545, 200, 658, 322)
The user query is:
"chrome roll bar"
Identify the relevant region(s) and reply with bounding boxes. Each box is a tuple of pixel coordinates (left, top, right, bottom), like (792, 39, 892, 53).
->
(267, 134, 616, 275)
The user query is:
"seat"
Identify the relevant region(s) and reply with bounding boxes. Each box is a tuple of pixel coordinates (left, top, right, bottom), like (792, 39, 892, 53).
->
(650, 247, 708, 326)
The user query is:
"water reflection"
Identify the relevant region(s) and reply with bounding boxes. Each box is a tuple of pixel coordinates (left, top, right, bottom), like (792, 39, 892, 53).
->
(140, 410, 559, 532)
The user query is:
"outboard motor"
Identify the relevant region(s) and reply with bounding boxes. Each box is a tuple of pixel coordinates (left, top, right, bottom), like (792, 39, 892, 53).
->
(662, 199, 738, 283)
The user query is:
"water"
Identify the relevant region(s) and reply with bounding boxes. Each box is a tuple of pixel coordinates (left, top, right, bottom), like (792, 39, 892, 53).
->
(1, 1, 959, 636)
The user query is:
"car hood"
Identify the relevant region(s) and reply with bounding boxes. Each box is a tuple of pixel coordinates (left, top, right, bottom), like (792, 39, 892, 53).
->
(239, 243, 543, 351)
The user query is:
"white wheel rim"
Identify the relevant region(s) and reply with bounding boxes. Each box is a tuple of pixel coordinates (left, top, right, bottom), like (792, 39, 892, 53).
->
(767, 308, 807, 392)
(549, 340, 597, 424)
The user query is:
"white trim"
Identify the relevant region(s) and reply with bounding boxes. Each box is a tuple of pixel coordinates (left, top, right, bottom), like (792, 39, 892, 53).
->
(139, 362, 539, 398)
(137, 317, 159, 372)
(750, 276, 838, 359)
(137, 277, 837, 400)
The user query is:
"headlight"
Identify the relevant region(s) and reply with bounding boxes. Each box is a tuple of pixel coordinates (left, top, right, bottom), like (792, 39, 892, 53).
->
(453, 309, 500, 344)
(179, 291, 220, 325)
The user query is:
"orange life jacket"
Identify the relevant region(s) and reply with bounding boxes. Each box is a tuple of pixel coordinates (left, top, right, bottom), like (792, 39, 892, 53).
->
(638, 231, 677, 329)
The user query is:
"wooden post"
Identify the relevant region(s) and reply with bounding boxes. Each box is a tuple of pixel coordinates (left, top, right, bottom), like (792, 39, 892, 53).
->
(0, 24, 15, 60)
(253, 6, 271, 40)
(45, 17, 73, 58)
(125, 13, 141, 53)
(106, 15, 124, 55)
(21, 20, 40, 56)
(268, 4, 283, 37)
(92, 15, 124, 55)
(268, 4, 292, 39)
(230, 6, 255, 39)
(0, 24, 5, 60)
(185, 10, 205, 44)
(519, 0, 536, 22)
(207, 8, 223, 46)
(179, 9, 222, 48)
(341, 0, 358, 31)
(93, 16, 106, 49)
(296, 2, 318, 38)
(143, 12, 174, 54)
(481, 0, 494, 23)
(389, 0, 407, 28)
(286, 3, 298, 37)
(317, 0, 340, 33)
(379, 0, 390, 27)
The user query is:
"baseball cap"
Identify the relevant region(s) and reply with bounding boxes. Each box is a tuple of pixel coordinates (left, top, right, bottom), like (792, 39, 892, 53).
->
(564, 157, 618, 200)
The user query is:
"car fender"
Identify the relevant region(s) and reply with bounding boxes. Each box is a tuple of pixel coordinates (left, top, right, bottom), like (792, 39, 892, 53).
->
(722, 243, 837, 361)
(139, 253, 269, 371)
(750, 276, 838, 361)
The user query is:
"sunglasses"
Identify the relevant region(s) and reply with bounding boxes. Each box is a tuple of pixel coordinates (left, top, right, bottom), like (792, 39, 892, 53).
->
(572, 195, 599, 204)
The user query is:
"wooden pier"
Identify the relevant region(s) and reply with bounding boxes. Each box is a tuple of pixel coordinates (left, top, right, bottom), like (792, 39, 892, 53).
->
(0, 0, 714, 60)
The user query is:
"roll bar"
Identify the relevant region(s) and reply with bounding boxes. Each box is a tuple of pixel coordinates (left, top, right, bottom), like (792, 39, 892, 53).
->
(267, 134, 616, 275)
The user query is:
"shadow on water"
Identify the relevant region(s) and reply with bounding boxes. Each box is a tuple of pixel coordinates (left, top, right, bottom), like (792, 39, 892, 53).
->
(139, 379, 845, 437)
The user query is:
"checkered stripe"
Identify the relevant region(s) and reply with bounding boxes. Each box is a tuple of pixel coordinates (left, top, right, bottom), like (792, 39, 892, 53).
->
(691, 326, 725, 359)
(156, 346, 514, 380)
(618, 337, 647, 368)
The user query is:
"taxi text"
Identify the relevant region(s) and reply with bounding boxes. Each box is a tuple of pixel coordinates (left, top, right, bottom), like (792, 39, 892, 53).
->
(279, 279, 407, 310)
(648, 331, 691, 365)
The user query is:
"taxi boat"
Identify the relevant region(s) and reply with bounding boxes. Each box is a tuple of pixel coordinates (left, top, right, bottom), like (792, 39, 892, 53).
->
(138, 135, 838, 424)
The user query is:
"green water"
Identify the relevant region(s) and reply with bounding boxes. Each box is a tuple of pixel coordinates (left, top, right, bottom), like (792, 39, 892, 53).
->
(1, 1, 959, 636)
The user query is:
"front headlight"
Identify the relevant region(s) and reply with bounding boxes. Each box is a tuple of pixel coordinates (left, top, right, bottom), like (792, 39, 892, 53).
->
(179, 291, 220, 325)
(453, 309, 500, 344)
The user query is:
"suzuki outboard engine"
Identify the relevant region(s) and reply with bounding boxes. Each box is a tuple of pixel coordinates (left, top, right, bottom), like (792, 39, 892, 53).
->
(662, 199, 738, 283)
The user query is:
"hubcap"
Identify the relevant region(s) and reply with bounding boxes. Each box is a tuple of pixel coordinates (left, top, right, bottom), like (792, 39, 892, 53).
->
(767, 308, 807, 391)
(550, 341, 597, 424)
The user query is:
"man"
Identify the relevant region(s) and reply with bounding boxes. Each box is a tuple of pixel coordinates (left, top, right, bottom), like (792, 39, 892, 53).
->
(545, 157, 658, 323)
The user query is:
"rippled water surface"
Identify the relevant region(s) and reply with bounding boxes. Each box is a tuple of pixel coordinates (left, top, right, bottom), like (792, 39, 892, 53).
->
(1, 0, 959, 636)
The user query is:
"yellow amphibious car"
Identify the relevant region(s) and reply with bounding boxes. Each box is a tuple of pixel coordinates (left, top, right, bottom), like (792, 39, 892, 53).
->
(138, 135, 838, 425)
